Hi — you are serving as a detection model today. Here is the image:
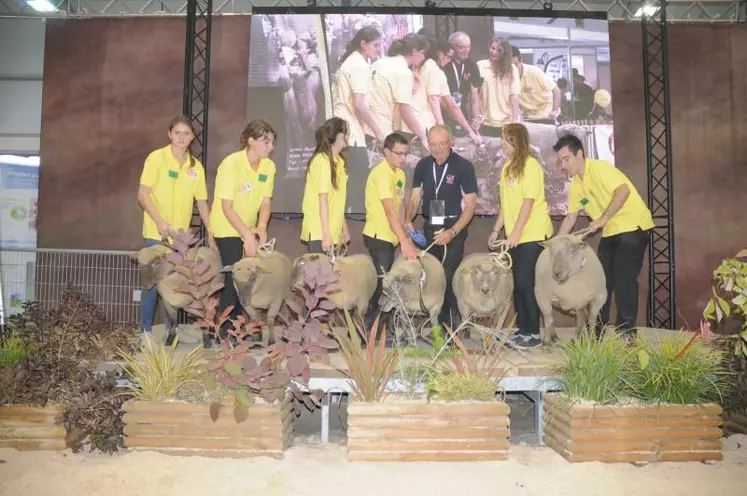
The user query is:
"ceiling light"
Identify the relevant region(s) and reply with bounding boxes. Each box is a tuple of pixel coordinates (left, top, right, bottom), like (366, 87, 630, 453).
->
(27, 0, 58, 12)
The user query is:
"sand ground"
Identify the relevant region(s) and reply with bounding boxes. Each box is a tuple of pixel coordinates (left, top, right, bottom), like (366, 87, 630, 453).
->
(1, 435, 744, 496)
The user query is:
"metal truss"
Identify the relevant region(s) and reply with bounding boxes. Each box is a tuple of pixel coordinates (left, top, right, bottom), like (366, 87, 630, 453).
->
(182, 0, 213, 242)
(642, 0, 675, 329)
(1, 0, 745, 22)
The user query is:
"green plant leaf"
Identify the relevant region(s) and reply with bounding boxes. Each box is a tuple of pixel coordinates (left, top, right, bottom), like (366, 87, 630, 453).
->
(224, 361, 243, 376)
(703, 299, 716, 320)
(203, 374, 217, 391)
(716, 295, 731, 319)
(235, 387, 252, 407)
(736, 248, 747, 258)
(233, 403, 249, 423)
(637, 349, 650, 370)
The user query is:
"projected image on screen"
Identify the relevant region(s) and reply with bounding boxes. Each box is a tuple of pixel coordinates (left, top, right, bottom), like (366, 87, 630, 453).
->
(248, 12, 615, 215)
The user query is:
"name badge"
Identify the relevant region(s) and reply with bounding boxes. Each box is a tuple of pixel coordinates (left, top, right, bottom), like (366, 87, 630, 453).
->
(258, 173, 268, 183)
(451, 92, 463, 107)
(580, 197, 589, 207)
(429, 200, 446, 226)
(168, 170, 178, 179)
(240, 181, 253, 194)
(187, 169, 199, 179)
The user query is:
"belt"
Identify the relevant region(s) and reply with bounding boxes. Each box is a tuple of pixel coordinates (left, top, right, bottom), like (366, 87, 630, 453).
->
(423, 215, 460, 220)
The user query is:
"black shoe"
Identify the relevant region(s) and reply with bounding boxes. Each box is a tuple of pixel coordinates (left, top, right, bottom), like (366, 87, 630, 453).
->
(510, 334, 543, 350)
(202, 332, 214, 349)
(165, 330, 177, 347)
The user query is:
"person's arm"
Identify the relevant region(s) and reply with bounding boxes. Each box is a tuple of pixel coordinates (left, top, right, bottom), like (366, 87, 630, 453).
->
(137, 185, 169, 235)
(399, 103, 427, 144)
(318, 193, 333, 245)
(510, 65, 521, 122)
(352, 93, 383, 140)
(589, 184, 630, 231)
(552, 86, 562, 114)
(451, 193, 476, 235)
(470, 85, 481, 124)
(404, 187, 423, 228)
(256, 197, 272, 236)
(441, 95, 481, 142)
(509, 199, 534, 238)
(428, 94, 444, 125)
(382, 198, 409, 245)
(253, 165, 276, 245)
(557, 210, 580, 235)
(492, 210, 505, 233)
(222, 199, 253, 240)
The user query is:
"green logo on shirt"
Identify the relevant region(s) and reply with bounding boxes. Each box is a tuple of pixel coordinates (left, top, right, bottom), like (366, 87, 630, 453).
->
(258, 173, 268, 183)
(168, 170, 178, 179)
(580, 197, 589, 206)
(396, 179, 404, 188)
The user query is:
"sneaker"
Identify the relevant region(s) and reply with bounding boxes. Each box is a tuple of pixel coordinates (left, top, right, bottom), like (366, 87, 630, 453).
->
(510, 334, 542, 350)
(165, 328, 178, 347)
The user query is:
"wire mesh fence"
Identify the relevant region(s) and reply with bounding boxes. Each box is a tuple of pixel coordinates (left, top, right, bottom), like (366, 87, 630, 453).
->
(0, 247, 143, 326)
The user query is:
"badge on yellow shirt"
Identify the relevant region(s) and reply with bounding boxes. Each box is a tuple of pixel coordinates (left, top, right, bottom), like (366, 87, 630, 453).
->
(580, 197, 589, 207)
(168, 170, 178, 179)
(258, 174, 268, 183)
(240, 181, 253, 194)
(187, 168, 199, 179)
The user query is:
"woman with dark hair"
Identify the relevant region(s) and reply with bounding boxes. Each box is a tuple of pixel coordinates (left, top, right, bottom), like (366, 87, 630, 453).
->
(137, 115, 212, 343)
(331, 26, 385, 147)
(476, 38, 521, 138)
(489, 123, 553, 349)
(368, 33, 429, 151)
(209, 119, 278, 343)
(300, 117, 351, 253)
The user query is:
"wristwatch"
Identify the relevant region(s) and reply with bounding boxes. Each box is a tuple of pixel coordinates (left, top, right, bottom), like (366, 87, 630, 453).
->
(450, 227, 458, 237)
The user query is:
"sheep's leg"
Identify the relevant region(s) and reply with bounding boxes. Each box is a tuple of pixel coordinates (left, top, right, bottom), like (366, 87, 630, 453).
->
(574, 307, 589, 340)
(536, 297, 558, 346)
(164, 303, 179, 346)
(244, 307, 265, 347)
(265, 300, 283, 348)
(588, 293, 607, 340)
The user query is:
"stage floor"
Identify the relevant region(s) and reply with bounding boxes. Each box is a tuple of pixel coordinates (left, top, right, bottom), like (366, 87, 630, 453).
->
(134, 325, 690, 380)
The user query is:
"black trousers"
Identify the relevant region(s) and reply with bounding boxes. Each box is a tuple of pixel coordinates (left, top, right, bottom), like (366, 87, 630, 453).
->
(363, 235, 396, 333)
(215, 237, 244, 337)
(424, 219, 468, 331)
(509, 241, 544, 337)
(306, 240, 324, 253)
(598, 228, 651, 334)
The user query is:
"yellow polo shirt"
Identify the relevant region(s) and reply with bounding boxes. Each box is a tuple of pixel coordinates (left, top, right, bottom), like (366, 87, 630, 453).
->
(401, 59, 451, 134)
(519, 64, 555, 120)
(569, 158, 655, 238)
(209, 151, 276, 238)
(367, 55, 413, 137)
(477, 60, 521, 127)
(363, 159, 407, 246)
(139, 145, 208, 240)
(331, 51, 372, 147)
(301, 153, 347, 243)
(499, 156, 553, 244)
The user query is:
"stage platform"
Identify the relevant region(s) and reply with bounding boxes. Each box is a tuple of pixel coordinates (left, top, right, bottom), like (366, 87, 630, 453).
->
(108, 326, 689, 445)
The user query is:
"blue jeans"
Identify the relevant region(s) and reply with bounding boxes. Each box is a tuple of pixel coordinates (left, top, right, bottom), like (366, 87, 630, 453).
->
(139, 238, 174, 333)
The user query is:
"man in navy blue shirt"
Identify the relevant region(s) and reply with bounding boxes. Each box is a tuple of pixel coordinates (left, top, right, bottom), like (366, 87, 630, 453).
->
(405, 125, 478, 334)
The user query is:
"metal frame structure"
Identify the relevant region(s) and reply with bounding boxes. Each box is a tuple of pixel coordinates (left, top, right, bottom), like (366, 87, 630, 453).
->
(642, 0, 675, 329)
(183, 0, 214, 241)
(0, 0, 745, 22)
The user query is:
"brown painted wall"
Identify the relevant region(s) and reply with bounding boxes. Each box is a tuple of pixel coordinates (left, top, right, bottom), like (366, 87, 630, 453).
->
(37, 19, 747, 328)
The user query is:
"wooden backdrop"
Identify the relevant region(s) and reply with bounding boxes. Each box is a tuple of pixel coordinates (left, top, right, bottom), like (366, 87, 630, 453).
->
(37, 18, 747, 328)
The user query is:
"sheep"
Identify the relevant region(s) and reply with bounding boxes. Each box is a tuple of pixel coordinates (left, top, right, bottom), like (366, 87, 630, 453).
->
(452, 252, 514, 325)
(291, 253, 378, 320)
(135, 244, 224, 344)
(379, 252, 446, 339)
(534, 234, 608, 345)
(225, 251, 294, 348)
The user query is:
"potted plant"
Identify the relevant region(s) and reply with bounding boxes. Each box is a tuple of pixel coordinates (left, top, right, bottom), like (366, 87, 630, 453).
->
(543, 329, 728, 463)
(334, 314, 511, 462)
(119, 229, 338, 458)
(0, 286, 138, 453)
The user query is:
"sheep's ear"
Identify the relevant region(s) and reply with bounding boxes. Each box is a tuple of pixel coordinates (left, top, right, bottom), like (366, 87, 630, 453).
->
(460, 267, 474, 276)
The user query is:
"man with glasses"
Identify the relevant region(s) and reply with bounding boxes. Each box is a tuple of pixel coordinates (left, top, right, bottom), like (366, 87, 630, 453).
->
(363, 133, 420, 336)
(554, 134, 653, 339)
(405, 125, 478, 334)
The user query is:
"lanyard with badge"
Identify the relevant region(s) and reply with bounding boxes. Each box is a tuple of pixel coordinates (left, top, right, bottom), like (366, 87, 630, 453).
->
(430, 161, 449, 226)
(451, 61, 464, 106)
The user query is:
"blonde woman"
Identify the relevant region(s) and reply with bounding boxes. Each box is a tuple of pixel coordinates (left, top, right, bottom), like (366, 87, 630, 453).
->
(489, 123, 553, 348)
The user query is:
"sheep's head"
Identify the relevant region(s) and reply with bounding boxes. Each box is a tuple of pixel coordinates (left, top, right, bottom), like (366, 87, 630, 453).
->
(459, 262, 508, 299)
(291, 253, 332, 289)
(134, 244, 171, 289)
(226, 258, 269, 304)
(541, 235, 588, 284)
(380, 260, 422, 312)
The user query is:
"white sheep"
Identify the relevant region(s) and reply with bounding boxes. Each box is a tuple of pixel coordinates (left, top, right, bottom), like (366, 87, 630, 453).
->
(379, 252, 446, 338)
(224, 251, 293, 348)
(291, 253, 378, 321)
(452, 252, 514, 324)
(534, 234, 608, 345)
(134, 244, 224, 343)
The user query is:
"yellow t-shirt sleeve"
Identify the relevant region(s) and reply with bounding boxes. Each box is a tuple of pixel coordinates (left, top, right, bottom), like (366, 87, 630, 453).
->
(349, 65, 369, 94)
(194, 163, 208, 201)
(312, 155, 332, 195)
(568, 180, 583, 214)
(392, 68, 413, 105)
(260, 161, 276, 198)
(537, 69, 556, 92)
(139, 153, 159, 187)
(520, 159, 544, 200)
(597, 161, 628, 192)
(215, 160, 236, 201)
(510, 65, 521, 96)
(425, 64, 443, 97)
